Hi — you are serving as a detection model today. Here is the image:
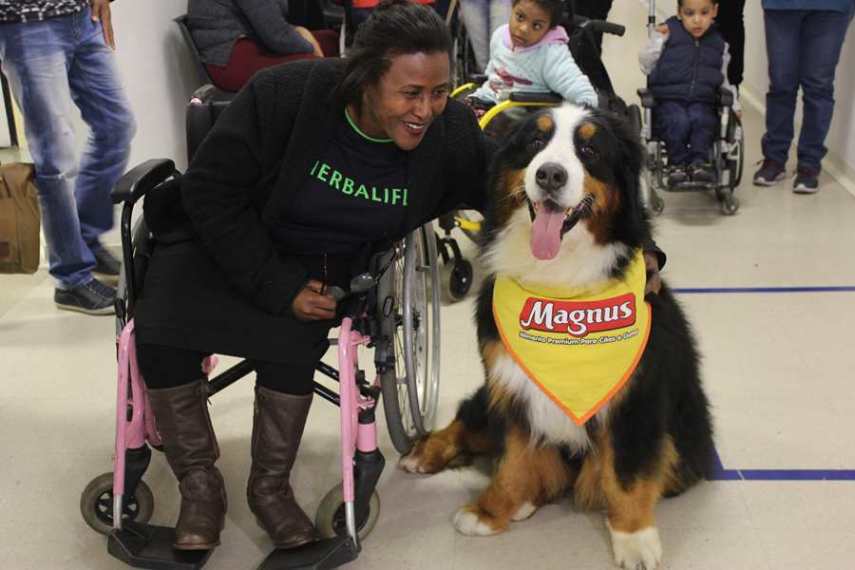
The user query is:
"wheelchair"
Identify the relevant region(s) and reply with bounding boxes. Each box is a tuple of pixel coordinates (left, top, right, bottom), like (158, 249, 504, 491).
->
(435, 11, 635, 301)
(633, 0, 744, 216)
(635, 87, 744, 216)
(79, 85, 442, 570)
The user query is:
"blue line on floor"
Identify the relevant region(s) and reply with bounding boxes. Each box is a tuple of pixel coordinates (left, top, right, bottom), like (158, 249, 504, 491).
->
(673, 286, 855, 294)
(708, 448, 855, 481)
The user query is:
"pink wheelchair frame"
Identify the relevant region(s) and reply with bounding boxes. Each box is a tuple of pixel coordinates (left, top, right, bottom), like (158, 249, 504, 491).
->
(109, 311, 383, 568)
(85, 159, 393, 570)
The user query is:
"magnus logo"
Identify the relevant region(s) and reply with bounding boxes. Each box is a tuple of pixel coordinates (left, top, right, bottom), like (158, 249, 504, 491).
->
(519, 293, 636, 338)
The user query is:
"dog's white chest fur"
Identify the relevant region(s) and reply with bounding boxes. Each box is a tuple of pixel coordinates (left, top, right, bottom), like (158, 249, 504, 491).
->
(489, 353, 599, 450)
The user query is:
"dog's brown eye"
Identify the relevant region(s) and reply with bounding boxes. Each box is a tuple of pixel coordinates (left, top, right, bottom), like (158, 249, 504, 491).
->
(579, 144, 598, 160)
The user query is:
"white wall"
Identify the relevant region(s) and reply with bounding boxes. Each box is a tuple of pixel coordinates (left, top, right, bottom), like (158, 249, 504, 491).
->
(111, 0, 200, 171)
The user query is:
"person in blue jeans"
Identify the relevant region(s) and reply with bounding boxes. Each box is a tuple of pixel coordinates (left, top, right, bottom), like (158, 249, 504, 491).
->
(753, 0, 854, 193)
(0, 0, 136, 314)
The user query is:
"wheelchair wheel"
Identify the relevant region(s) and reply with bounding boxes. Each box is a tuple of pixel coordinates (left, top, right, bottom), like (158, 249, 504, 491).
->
(380, 223, 442, 454)
(716, 189, 740, 215)
(727, 117, 745, 188)
(80, 472, 154, 535)
(315, 484, 380, 541)
(627, 104, 643, 138)
(448, 258, 473, 301)
(643, 168, 665, 215)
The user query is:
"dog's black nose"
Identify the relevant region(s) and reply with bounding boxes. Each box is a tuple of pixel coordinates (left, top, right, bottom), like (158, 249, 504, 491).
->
(535, 162, 568, 193)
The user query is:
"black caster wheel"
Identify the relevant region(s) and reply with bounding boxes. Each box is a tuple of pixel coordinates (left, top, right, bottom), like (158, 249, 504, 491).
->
(315, 484, 380, 541)
(650, 190, 665, 215)
(720, 194, 740, 215)
(80, 472, 154, 535)
(448, 259, 473, 300)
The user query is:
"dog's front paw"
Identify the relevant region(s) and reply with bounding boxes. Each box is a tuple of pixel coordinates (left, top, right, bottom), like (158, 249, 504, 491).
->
(398, 450, 432, 474)
(608, 523, 662, 570)
(398, 433, 456, 474)
(511, 501, 537, 521)
(453, 505, 505, 536)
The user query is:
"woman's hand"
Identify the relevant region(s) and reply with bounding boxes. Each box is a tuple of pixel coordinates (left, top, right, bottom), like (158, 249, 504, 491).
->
(655, 23, 669, 37)
(292, 280, 337, 321)
(295, 26, 325, 58)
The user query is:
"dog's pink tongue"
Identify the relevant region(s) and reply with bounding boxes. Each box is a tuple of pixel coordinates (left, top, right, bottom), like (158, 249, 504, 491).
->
(531, 208, 565, 260)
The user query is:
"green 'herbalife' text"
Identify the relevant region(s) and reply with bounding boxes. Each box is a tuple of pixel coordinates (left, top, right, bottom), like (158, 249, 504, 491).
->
(309, 161, 408, 206)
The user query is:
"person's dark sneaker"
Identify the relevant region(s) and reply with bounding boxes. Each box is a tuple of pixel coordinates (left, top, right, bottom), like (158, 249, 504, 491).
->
(54, 278, 116, 316)
(92, 247, 121, 285)
(793, 165, 820, 194)
(690, 162, 716, 184)
(667, 165, 688, 187)
(753, 159, 786, 186)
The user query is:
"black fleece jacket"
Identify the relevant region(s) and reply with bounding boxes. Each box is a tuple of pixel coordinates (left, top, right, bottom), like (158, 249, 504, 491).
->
(181, 58, 493, 317)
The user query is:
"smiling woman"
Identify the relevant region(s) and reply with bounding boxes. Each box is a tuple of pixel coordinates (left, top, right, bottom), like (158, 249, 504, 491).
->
(131, 0, 496, 555)
(355, 51, 451, 150)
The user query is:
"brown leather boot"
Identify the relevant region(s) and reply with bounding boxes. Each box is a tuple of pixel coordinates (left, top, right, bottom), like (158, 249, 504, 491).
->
(247, 387, 318, 549)
(148, 379, 227, 550)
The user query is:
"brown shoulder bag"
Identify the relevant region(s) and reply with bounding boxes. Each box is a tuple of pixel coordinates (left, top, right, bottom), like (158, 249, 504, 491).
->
(0, 162, 41, 274)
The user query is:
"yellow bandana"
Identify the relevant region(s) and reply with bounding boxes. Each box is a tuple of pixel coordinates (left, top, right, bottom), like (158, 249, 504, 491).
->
(492, 250, 651, 425)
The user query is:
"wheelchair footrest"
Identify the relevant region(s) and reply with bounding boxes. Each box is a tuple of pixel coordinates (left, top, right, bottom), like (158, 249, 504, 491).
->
(107, 522, 213, 570)
(664, 180, 717, 193)
(257, 536, 359, 570)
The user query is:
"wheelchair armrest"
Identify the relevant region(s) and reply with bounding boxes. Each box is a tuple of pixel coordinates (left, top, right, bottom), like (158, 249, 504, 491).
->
(509, 91, 563, 105)
(190, 83, 234, 105)
(717, 87, 734, 108)
(111, 159, 176, 205)
(637, 88, 655, 109)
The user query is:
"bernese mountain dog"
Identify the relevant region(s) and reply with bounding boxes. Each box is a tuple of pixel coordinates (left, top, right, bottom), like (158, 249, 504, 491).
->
(400, 104, 714, 570)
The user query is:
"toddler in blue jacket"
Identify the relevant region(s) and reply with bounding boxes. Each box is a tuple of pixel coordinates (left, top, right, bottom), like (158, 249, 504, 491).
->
(639, 0, 740, 186)
(467, 0, 597, 116)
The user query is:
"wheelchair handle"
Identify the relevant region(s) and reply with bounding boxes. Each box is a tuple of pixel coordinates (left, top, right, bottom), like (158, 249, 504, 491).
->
(573, 16, 626, 38)
(111, 158, 176, 205)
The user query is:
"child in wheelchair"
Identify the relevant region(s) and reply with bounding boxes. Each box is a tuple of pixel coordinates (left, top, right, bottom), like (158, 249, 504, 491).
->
(463, 0, 598, 120)
(638, 0, 740, 188)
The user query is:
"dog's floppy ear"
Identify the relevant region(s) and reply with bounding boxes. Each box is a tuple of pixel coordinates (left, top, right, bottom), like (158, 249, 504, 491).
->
(600, 109, 649, 247)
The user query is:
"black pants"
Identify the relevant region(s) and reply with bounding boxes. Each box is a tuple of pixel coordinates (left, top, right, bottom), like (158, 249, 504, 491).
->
(137, 343, 317, 395)
(716, 0, 746, 87)
(655, 100, 717, 166)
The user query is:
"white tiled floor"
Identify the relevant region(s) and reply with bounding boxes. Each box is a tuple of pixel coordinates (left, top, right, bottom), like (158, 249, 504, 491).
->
(3, 1, 855, 569)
